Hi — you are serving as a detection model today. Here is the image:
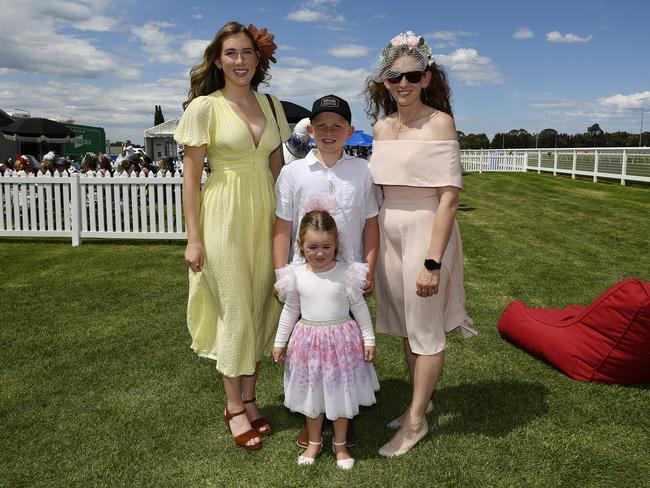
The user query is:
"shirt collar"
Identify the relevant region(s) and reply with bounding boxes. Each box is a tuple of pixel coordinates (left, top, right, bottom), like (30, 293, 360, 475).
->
(306, 148, 355, 167)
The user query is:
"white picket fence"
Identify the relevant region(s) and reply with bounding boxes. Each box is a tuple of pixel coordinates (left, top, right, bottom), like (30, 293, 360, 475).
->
(460, 147, 650, 185)
(2, 147, 649, 246)
(0, 172, 193, 246)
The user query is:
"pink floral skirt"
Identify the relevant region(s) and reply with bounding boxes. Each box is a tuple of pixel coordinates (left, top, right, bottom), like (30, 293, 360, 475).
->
(284, 318, 379, 420)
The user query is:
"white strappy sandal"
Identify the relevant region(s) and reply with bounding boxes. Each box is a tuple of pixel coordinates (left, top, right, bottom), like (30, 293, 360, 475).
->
(332, 440, 355, 470)
(297, 439, 323, 465)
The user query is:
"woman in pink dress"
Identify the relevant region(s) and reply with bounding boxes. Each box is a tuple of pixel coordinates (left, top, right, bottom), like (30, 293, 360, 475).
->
(364, 31, 477, 457)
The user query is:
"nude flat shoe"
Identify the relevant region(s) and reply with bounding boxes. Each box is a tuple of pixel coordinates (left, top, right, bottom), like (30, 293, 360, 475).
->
(378, 419, 428, 457)
(387, 400, 434, 430)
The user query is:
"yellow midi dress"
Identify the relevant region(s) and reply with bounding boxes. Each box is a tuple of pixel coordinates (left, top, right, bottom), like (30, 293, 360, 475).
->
(174, 90, 291, 377)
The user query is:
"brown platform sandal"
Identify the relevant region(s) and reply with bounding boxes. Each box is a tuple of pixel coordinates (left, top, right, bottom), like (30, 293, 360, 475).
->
(224, 408, 262, 451)
(243, 398, 273, 437)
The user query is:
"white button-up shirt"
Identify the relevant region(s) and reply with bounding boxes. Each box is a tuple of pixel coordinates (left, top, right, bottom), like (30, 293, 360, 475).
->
(275, 149, 380, 263)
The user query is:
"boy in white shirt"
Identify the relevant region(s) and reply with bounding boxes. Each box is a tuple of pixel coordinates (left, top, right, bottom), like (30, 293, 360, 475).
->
(273, 94, 380, 448)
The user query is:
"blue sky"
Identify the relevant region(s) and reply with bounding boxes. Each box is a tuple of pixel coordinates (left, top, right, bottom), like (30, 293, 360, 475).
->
(1, 0, 648, 145)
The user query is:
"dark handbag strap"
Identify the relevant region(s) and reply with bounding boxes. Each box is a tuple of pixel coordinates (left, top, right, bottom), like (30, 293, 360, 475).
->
(265, 93, 280, 131)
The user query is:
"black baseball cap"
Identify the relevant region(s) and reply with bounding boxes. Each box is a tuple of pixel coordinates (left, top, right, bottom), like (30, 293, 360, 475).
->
(310, 94, 352, 124)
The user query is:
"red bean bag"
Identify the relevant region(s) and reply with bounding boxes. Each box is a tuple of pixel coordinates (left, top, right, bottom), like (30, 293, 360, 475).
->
(498, 278, 650, 384)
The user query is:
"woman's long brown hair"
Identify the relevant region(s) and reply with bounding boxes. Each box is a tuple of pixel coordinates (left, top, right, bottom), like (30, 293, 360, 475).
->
(182, 21, 270, 110)
(364, 61, 453, 124)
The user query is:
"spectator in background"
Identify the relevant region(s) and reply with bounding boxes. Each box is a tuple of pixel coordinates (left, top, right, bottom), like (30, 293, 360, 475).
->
(123, 140, 136, 158)
(116, 159, 132, 177)
(42, 151, 56, 163)
(38, 160, 53, 176)
(1, 160, 13, 176)
(282, 117, 311, 164)
(81, 153, 99, 176)
(14, 156, 32, 176)
(157, 157, 175, 177)
(53, 158, 69, 177)
(140, 156, 154, 177)
(99, 155, 113, 177)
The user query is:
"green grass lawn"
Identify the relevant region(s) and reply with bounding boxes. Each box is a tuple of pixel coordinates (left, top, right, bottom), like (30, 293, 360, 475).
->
(1, 173, 649, 488)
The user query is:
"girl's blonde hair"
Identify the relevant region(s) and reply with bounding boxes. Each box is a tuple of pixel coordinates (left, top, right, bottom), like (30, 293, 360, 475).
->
(182, 21, 269, 110)
(298, 210, 340, 258)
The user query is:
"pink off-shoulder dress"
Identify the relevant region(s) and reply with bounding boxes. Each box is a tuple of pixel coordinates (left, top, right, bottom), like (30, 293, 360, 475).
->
(370, 140, 476, 355)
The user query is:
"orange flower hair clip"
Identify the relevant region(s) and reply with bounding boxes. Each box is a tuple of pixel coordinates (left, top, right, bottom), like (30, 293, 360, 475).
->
(247, 24, 278, 69)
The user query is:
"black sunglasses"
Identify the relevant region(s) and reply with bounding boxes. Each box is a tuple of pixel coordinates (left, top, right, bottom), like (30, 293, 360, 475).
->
(386, 71, 424, 84)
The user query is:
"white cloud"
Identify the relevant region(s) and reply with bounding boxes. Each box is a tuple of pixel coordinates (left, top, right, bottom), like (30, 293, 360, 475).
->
(327, 45, 370, 58)
(287, 9, 327, 22)
(0, 75, 188, 143)
(429, 31, 476, 41)
(513, 27, 534, 39)
(546, 31, 593, 43)
(0, 0, 139, 79)
(130, 21, 182, 63)
(530, 100, 580, 109)
(434, 48, 504, 86)
(280, 57, 312, 67)
(529, 91, 650, 125)
(130, 22, 209, 65)
(191, 13, 204, 19)
(181, 39, 210, 61)
(268, 65, 370, 102)
(597, 91, 650, 111)
(286, 1, 345, 29)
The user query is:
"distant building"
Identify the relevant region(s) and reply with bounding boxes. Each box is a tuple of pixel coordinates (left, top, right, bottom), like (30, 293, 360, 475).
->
(0, 109, 16, 162)
(144, 118, 179, 160)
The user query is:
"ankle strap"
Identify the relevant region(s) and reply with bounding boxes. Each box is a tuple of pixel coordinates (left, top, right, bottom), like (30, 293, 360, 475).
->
(242, 397, 256, 404)
(332, 440, 346, 446)
(309, 438, 323, 446)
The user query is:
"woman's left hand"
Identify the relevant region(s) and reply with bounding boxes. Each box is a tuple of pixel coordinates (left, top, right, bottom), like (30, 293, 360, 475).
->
(416, 268, 439, 297)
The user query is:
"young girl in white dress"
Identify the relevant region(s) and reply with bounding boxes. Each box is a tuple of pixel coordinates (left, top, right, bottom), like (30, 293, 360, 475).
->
(273, 209, 379, 470)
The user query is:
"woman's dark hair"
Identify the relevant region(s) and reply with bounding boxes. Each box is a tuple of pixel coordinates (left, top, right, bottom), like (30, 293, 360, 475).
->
(364, 61, 453, 124)
(298, 210, 340, 258)
(182, 21, 269, 110)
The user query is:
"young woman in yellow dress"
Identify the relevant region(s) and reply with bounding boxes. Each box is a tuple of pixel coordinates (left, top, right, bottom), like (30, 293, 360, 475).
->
(175, 21, 290, 451)
(365, 31, 477, 457)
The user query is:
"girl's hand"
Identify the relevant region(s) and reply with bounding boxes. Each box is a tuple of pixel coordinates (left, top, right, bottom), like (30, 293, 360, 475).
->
(416, 268, 439, 297)
(364, 346, 376, 362)
(272, 347, 285, 363)
(363, 270, 374, 295)
(185, 241, 204, 273)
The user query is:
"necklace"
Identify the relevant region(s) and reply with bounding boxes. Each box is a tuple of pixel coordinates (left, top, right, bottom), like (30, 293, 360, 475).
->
(393, 109, 438, 139)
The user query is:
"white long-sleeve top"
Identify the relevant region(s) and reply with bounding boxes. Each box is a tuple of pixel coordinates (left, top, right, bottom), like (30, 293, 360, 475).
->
(274, 262, 375, 348)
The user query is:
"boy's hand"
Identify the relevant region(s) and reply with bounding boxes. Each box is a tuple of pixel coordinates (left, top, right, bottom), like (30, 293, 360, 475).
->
(363, 270, 374, 295)
(273, 347, 285, 363)
(364, 346, 376, 362)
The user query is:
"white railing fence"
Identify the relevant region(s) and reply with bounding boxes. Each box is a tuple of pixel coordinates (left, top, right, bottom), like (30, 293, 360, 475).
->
(2, 148, 648, 246)
(460, 147, 650, 185)
(0, 172, 195, 246)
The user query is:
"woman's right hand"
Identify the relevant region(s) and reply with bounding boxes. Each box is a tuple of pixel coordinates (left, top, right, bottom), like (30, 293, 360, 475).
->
(185, 241, 204, 272)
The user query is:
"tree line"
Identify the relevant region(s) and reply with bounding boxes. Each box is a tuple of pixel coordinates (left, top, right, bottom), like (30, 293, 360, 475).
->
(458, 124, 649, 149)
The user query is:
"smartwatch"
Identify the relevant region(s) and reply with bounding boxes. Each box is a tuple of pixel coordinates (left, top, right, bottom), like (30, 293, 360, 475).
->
(424, 258, 441, 271)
